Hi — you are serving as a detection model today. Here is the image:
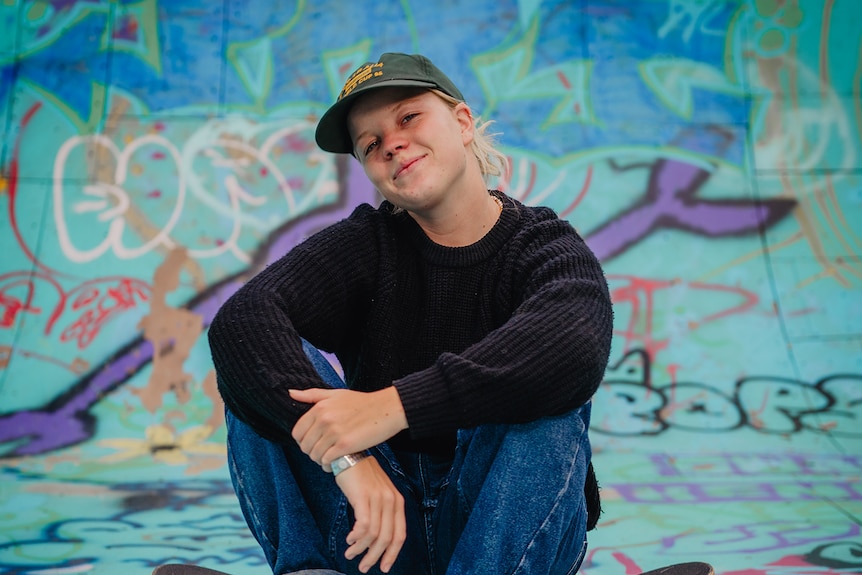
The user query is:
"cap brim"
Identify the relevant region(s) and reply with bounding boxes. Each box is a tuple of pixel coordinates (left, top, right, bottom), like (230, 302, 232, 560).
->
(315, 79, 438, 154)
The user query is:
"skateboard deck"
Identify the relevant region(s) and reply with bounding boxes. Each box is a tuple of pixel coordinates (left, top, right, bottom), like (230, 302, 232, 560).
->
(151, 561, 715, 575)
(638, 563, 715, 575)
(152, 567, 234, 575)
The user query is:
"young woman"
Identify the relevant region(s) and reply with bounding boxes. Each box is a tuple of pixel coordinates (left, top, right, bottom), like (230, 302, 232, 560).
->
(208, 52, 613, 575)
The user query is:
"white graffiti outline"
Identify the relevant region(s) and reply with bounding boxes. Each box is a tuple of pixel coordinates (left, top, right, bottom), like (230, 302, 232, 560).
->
(53, 134, 187, 263)
(181, 118, 320, 231)
(51, 117, 335, 265)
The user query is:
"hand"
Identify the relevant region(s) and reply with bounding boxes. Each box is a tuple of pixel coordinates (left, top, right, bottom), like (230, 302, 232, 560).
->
(336, 457, 407, 573)
(289, 387, 408, 467)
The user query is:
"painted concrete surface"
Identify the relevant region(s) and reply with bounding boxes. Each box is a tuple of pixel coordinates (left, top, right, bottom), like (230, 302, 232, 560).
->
(0, 1, 860, 574)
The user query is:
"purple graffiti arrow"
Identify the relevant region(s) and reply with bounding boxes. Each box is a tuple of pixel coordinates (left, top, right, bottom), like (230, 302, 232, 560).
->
(0, 157, 379, 457)
(584, 157, 796, 262)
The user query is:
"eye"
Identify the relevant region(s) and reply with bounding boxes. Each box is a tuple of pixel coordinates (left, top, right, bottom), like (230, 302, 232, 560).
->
(363, 139, 379, 157)
(401, 113, 417, 124)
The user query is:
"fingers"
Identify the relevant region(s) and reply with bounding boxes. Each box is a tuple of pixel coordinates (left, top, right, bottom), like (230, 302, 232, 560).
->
(378, 497, 407, 573)
(290, 389, 341, 464)
(348, 489, 406, 573)
(288, 387, 328, 403)
(291, 409, 331, 463)
(289, 388, 319, 447)
(338, 461, 407, 573)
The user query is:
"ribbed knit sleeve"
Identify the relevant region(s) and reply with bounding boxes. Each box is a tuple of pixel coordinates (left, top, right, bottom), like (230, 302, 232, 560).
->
(207, 204, 383, 444)
(393, 203, 614, 439)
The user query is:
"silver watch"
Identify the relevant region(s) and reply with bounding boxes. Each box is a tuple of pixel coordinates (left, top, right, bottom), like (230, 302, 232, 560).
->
(331, 452, 369, 476)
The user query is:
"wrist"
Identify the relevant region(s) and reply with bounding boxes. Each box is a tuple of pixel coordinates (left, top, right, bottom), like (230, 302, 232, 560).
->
(379, 386, 409, 433)
(331, 451, 370, 477)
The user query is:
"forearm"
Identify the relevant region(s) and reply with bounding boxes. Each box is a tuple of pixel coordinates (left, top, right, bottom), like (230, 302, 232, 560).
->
(290, 386, 408, 466)
(208, 285, 334, 443)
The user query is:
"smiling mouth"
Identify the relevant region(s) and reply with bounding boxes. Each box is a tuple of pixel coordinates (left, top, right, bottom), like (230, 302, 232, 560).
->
(394, 156, 423, 180)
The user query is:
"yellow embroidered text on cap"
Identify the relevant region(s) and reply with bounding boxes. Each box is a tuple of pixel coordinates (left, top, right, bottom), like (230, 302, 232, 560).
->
(339, 63, 384, 100)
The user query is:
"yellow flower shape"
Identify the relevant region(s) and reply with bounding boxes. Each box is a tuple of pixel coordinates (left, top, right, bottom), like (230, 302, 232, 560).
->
(100, 424, 225, 465)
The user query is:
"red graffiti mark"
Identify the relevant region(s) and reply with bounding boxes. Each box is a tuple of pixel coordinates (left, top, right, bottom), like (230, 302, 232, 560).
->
(499, 155, 537, 200)
(722, 552, 852, 575)
(611, 551, 643, 575)
(72, 286, 100, 308)
(666, 362, 680, 403)
(13, 347, 89, 374)
(7, 103, 65, 280)
(0, 280, 41, 327)
(687, 281, 759, 327)
(7, 103, 81, 288)
(285, 132, 310, 153)
(556, 70, 572, 89)
(113, 15, 140, 41)
(60, 278, 151, 349)
(609, 275, 760, 368)
(560, 163, 593, 218)
(746, 385, 773, 430)
(495, 159, 592, 218)
(786, 307, 817, 317)
(667, 363, 680, 384)
(610, 276, 671, 367)
(1, 272, 150, 350)
(0, 272, 66, 334)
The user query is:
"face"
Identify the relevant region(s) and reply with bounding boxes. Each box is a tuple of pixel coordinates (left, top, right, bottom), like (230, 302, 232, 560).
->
(347, 87, 475, 213)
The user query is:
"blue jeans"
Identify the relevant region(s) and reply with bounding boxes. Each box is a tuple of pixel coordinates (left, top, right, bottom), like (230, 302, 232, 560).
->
(226, 343, 592, 575)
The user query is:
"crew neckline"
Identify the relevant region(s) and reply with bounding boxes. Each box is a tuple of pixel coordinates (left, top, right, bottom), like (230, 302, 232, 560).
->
(391, 191, 520, 267)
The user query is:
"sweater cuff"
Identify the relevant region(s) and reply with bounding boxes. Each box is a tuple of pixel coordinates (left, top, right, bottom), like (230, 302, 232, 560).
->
(393, 363, 460, 439)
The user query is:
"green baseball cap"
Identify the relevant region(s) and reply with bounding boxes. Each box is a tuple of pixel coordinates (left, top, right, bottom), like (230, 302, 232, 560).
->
(315, 52, 465, 155)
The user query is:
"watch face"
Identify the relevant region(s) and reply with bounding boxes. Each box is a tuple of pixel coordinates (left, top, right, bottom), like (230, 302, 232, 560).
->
(333, 457, 350, 475)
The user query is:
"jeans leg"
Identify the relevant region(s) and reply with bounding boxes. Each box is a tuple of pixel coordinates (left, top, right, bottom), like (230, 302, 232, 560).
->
(226, 341, 350, 574)
(436, 403, 593, 575)
(226, 342, 433, 575)
(227, 409, 349, 574)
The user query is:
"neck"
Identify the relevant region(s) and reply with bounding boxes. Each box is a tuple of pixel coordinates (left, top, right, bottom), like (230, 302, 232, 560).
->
(408, 177, 500, 248)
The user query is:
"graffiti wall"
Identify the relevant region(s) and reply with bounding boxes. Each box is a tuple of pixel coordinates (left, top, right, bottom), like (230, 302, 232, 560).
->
(0, 0, 860, 573)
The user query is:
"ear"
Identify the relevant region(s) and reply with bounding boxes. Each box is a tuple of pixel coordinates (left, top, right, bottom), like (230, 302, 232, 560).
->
(453, 102, 475, 147)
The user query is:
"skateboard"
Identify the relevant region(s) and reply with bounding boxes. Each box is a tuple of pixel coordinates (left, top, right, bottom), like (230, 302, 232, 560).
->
(151, 561, 715, 575)
(639, 563, 715, 575)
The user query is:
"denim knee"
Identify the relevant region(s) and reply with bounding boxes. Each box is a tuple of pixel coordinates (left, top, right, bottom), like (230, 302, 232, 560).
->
(437, 405, 593, 575)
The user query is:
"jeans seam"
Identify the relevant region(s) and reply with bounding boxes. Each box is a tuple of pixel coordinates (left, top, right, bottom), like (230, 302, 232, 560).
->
(511, 428, 584, 575)
(565, 538, 588, 575)
(227, 446, 277, 559)
(327, 496, 349, 562)
(418, 454, 439, 572)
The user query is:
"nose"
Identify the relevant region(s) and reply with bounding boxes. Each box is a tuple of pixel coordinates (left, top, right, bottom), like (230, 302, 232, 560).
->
(381, 132, 407, 158)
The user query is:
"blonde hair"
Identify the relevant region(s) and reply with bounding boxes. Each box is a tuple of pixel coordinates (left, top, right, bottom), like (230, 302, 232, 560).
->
(429, 89, 508, 183)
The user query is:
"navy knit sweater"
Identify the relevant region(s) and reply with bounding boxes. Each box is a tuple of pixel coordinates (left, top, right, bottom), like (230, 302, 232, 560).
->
(208, 192, 613, 522)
